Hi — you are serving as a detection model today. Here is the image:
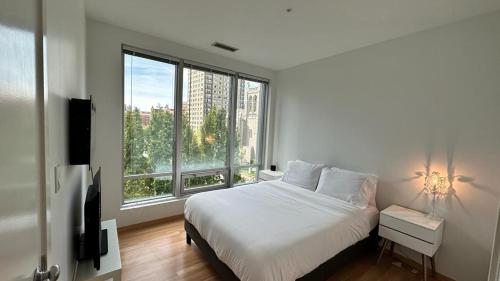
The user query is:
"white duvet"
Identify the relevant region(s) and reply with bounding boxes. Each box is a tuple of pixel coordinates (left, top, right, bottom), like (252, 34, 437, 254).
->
(184, 180, 372, 281)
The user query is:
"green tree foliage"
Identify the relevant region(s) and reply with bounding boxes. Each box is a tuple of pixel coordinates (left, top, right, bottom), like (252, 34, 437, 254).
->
(185, 107, 229, 187)
(123, 107, 148, 175)
(182, 112, 201, 169)
(124, 106, 174, 200)
(124, 177, 172, 201)
(214, 109, 228, 163)
(146, 106, 174, 172)
(123, 105, 241, 201)
(199, 107, 227, 167)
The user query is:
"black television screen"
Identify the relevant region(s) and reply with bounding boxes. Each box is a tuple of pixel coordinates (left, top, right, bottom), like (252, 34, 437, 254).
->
(82, 167, 107, 270)
(69, 98, 92, 165)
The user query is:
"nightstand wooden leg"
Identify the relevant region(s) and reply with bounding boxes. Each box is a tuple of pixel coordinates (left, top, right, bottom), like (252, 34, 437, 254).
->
(422, 254, 427, 281)
(430, 256, 436, 277)
(377, 239, 388, 264)
(390, 241, 395, 257)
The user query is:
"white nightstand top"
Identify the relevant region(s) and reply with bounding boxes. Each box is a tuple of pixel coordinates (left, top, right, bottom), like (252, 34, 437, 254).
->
(259, 170, 284, 177)
(381, 205, 443, 231)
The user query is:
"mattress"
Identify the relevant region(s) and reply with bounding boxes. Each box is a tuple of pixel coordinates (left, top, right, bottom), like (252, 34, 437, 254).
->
(184, 180, 375, 281)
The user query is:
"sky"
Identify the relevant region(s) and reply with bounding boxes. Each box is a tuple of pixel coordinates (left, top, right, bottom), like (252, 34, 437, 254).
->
(124, 54, 262, 112)
(124, 54, 176, 111)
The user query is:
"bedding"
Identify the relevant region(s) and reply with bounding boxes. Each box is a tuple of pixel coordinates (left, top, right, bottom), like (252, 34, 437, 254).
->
(281, 160, 325, 191)
(184, 180, 375, 281)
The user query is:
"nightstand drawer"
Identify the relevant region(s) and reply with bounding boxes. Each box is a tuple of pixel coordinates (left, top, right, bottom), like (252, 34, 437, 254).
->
(379, 225, 438, 256)
(380, 214, 436, 243)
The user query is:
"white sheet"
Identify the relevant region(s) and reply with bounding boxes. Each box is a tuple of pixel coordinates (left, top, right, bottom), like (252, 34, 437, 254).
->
(184, 180, 374, 281)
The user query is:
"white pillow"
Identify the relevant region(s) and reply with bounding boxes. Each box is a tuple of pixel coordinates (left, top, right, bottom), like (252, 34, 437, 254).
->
(281, 160, 325, 191)
(316, 167, 378, 208)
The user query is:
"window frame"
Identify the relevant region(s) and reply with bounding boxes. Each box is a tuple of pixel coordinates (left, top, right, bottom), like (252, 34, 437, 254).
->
(121, 44, 269, 206)
(180, 167, 229, 195)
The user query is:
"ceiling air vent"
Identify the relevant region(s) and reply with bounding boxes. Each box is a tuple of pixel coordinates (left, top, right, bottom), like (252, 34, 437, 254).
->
(212, 42, 238, 52)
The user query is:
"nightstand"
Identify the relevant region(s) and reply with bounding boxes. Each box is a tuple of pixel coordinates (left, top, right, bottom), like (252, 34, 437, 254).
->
(377, 205, 444, 281)
(258, 170, 284, 181)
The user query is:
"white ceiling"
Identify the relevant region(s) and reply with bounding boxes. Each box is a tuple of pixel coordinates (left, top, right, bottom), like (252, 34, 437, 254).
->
(85, 0, 500, 70)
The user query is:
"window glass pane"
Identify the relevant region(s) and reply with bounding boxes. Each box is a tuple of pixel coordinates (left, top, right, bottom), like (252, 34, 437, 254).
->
(184, 172, 226, 190)
(235, 79, 263, 166)
(182, 67, 231, 171)
(124, 54, 176, 175)
(123, 175, 173, 202)
(234, 166, 257, 185)
(123, 53, 176, 201)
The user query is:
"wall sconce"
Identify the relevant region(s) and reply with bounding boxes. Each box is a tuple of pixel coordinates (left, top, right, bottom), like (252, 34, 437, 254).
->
(424, 171, 447, 218)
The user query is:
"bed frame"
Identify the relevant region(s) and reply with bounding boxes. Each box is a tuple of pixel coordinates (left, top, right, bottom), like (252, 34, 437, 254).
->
(185, 219, 379, 281)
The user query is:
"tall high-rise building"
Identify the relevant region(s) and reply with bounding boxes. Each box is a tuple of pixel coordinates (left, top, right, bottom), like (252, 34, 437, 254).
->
(238, 80, 246, 109)
(185, 69, 230, 129)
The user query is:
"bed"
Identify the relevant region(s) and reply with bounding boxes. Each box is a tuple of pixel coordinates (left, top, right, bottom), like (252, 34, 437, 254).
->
(184, 179, 379, 281)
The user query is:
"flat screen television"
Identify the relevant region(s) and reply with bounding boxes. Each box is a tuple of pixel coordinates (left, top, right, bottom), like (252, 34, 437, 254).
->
(69, 98, 92, 165)
(79, 167, 107, 270)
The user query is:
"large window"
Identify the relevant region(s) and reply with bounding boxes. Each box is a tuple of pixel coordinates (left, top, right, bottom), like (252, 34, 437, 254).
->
(122, 46, 268, 203)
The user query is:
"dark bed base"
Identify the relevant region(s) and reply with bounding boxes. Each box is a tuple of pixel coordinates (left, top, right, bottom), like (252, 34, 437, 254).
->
(184, 219, 379, 281)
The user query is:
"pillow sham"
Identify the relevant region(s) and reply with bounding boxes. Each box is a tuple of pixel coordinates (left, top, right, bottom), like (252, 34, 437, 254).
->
(281, 160, 325, 191)
(315, 167, 378, 208)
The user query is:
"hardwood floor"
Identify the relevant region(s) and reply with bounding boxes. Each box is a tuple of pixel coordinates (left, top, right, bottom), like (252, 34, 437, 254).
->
(118, 217, 444, 281)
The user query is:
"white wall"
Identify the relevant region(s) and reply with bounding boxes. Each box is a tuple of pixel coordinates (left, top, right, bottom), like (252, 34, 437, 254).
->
(275, 11, 500, 281)
(86, 19, 276, 227)
(44, 0, 87, 280)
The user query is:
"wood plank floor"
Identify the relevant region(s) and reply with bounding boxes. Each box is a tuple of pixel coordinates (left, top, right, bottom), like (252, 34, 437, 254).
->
(118, 217, 443, 281)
